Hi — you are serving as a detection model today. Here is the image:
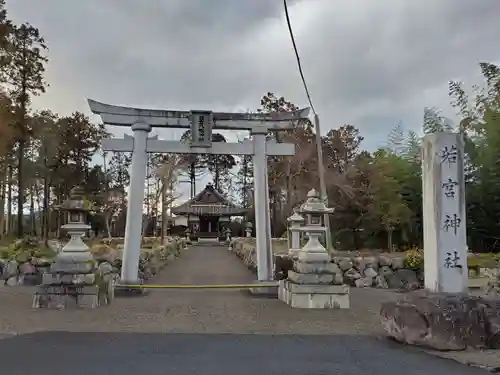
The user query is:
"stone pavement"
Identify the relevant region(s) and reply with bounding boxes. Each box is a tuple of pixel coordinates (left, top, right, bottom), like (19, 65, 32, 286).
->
(0, 245, 493, 373)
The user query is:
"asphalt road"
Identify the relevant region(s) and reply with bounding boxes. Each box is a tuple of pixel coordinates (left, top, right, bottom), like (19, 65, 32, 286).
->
(0, 331, 488, 375)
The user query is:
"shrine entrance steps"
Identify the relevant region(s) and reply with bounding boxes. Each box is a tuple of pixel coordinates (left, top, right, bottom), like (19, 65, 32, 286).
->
(196, 238, 220, 245)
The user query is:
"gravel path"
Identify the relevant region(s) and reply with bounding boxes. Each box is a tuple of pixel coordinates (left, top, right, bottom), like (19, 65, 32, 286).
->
(0, 244, 493, 373)
(0, 245, 395, 335)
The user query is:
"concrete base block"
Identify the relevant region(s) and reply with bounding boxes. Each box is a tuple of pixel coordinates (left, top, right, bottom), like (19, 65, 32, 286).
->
(33, 284, 101, 309)
(278, 280, 350, 309)
(248, 281, 278, 297)
(114, 279, 147, 297)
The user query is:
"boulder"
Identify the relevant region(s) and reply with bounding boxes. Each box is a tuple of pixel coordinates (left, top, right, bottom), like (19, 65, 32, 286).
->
(380, 291, 500, 350)
(375, 275, 389, 288)
(336, 257, 353, 271)
(378, 255, 392, 267)
(364, 256, 379, 270)
(386, 269, 419, 290)
(363, 267, 378, 278)
(355, 277, 373, 288)
(343, 268, 361, 285)
(352, 257, 366, 272)
(1, 260, 18, 280)
(391, 257, 405, 269)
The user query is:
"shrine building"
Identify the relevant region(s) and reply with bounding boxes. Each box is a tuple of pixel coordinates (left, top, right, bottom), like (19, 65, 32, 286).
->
(171, 182, 247, 238)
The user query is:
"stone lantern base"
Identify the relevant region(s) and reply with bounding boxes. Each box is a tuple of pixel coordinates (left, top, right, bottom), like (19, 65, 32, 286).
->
(33, 262, 114, 309)
(278, 259, 350, 309)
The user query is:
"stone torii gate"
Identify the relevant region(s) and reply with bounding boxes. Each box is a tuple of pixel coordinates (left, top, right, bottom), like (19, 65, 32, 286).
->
(88, 99, 310, 284)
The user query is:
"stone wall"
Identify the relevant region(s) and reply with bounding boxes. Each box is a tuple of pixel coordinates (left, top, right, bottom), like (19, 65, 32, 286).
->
(0, 236, 186, 286)
(230, 237, 422, 290)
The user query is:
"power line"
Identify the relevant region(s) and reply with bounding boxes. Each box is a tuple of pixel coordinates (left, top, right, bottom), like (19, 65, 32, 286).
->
(282, 0, 332, 250)
(283, 0, 316, 115)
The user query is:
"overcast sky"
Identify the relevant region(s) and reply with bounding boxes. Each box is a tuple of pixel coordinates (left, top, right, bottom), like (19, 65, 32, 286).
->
(7, 0, 500, 199)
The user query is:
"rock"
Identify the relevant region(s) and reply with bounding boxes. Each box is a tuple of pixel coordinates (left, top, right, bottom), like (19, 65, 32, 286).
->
(380, 291, 500, 350)
(355, 277, 373, 288)
(375, 275, 389, 288)
(378, 255, 391, 267)
(19, 262, 36, 275)
(336, 258, 353, 271)
(31, 257, 52, 267)
(0, 261, 18, 280)
(97, 262, 113, 275)
(275, 256, 294, 279)
(363, 267, 378, 278)
(364, 256, 378, 270)
(352, 257, 366, 272)
(343, 268, 361, 285)
(5, 276, 19, 286)
(391, 257, 405, 269)
(378, 266, 393, 277)
(333, 272, 344, 285)
(386, 269, 419, 290)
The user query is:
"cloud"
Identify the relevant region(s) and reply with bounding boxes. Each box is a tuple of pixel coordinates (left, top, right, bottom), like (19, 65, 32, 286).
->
(6, 0, 500, 150)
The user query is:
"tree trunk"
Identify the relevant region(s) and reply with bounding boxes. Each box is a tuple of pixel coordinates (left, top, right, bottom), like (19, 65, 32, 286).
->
(17, 135, 26, 237)
(0, 170, 5, 238)
(160, 179, 166, 242)
(104, 213, 112, 240)
(42, 174, 50, 245)
(7, 164, 12, 235)
(387, 229, 394, 252)
(29, 185, 36, 236)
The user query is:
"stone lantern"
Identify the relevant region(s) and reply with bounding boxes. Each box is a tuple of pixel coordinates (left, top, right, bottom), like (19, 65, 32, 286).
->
(287, 209, 304, 258)
(300, 189, 332, 227)
(244, 222, 253, 238)
(297, 189, 334, 263)
(33, 185, 114, 309)
(53, 185, 93, 269)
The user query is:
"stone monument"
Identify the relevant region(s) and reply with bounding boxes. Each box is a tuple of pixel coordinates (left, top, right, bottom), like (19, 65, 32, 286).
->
(33, 186, 114, 309)
(422, 132, 467, 293)
(278, 189, 349, 309)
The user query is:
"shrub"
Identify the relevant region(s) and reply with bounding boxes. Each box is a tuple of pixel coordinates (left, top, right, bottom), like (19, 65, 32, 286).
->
(404, 247, 423, 270)
(0, 237, 56, 261)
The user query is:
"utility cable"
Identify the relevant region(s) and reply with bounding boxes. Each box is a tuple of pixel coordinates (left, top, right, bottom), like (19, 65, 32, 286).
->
(283, 0, 333, 250)
(283, 0, 317, 115)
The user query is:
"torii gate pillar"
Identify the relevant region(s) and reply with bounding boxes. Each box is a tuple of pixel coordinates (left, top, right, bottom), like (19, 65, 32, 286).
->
(121, 122, 151, 283)
(252, 126, 273, 281)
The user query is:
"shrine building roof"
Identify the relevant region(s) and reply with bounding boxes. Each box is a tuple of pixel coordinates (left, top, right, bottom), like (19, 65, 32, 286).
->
(171, 182, 247, 216)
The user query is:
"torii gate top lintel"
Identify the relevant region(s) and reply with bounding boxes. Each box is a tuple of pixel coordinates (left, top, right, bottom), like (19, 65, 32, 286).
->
(87, 98, 311, 131)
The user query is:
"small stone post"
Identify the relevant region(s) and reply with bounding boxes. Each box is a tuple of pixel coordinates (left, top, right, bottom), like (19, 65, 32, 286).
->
(278, 189, 349, 309)
(287, 209, 304, 258)
(225, 227, 232, 244)
(422, 132, 467, 293)
(245, 222, 253, 238)
(33, 186, 114, 309)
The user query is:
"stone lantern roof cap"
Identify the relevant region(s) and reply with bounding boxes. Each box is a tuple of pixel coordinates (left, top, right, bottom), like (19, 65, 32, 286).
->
(61, 185, 90, 213)
(245, 221, 253, 228)
(300, 189, 334, 214)
(287, 211, 305, 223)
